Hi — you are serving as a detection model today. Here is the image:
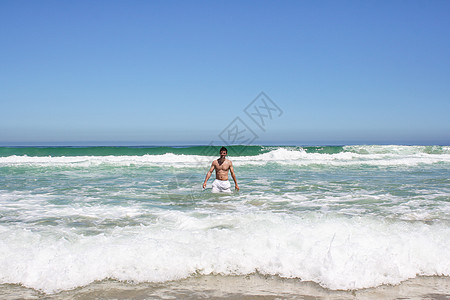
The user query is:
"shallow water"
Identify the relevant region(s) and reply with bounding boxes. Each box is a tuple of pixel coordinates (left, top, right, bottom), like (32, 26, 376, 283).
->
(1, 275, 449, 299)
(0, 145, 449, 294)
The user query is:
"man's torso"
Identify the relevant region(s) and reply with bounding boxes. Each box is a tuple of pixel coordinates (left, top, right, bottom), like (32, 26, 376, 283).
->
(214, 159, 231, 181)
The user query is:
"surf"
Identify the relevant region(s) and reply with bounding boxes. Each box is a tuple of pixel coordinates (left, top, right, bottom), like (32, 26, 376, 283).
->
(1, 145, 449, 168)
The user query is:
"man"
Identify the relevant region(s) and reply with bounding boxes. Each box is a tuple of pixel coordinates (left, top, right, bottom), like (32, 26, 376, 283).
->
(203, 147, 239, 193)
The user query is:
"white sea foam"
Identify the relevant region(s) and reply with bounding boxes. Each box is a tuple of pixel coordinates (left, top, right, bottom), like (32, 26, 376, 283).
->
(0, 153, 212, 168)
(1, 147, 449, 168)
(0, 212, 449, 293)
(1, 145, 448, 293)
(344, 145, 450, 155)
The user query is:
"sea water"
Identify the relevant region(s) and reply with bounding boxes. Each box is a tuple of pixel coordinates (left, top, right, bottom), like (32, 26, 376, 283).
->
(0, 145, 449, 294)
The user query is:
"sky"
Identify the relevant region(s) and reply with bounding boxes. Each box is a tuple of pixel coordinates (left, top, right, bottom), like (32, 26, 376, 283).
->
(1, 0, 449, 146)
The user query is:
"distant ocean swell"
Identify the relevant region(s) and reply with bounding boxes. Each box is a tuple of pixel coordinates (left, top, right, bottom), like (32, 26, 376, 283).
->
(0, 145, 449, 293)
(0, 145, 449, 157)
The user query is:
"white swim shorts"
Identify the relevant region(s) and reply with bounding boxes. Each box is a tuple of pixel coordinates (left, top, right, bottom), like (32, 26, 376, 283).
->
(212, 179, 232, 193)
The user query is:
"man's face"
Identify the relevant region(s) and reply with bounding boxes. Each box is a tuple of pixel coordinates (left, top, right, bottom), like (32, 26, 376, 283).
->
(220, 151, 227, 157)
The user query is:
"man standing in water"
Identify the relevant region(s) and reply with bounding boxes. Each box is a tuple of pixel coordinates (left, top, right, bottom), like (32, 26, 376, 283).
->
(203, 147, 239, 192)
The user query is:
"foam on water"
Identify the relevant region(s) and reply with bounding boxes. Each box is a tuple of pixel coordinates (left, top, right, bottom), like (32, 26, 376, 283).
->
(1, 147, 449, 168)
(0, 211, 449, 293)
(344, 145, 450, 155)
(0, 145, 448, 293)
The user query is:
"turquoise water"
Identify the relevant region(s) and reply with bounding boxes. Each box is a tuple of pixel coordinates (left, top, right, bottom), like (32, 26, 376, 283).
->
(0, 145, 449, 293)
(1, 144, 447, 157)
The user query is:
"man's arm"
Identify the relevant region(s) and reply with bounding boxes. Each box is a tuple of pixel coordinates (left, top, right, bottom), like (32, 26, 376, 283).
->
(203, 163, 215, 189)
(229, 161, 239, 190)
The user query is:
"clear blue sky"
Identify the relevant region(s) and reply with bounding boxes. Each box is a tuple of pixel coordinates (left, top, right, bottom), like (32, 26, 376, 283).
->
(1, 0, 449, 145)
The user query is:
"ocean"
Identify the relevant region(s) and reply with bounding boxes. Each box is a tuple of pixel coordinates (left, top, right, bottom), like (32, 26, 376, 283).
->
(0, 145, 449, 299)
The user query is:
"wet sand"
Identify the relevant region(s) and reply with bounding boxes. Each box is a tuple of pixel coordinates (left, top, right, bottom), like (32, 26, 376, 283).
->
(1, 275, 449, 299)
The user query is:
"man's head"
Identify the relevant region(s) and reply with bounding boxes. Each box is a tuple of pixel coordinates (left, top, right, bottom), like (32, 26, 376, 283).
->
(219, 147, 227, 157)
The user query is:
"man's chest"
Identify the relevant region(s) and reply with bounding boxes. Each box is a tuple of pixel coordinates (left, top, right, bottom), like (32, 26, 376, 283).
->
(216, 163, 230, 171)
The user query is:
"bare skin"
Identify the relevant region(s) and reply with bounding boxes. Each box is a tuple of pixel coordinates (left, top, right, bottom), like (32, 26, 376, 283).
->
(203, 150, 239, 190)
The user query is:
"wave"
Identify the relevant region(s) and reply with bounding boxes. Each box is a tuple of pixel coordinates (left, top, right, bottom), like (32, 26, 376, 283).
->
(0, 212, 448, 293)
(1, 145, 449, 158)
(0, 145, 267, 157)
(343, 145, 450, 155)
(0, 147, 449, 168)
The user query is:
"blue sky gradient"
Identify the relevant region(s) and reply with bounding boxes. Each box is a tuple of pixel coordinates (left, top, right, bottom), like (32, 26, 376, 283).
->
(1, 0, 449, 145)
